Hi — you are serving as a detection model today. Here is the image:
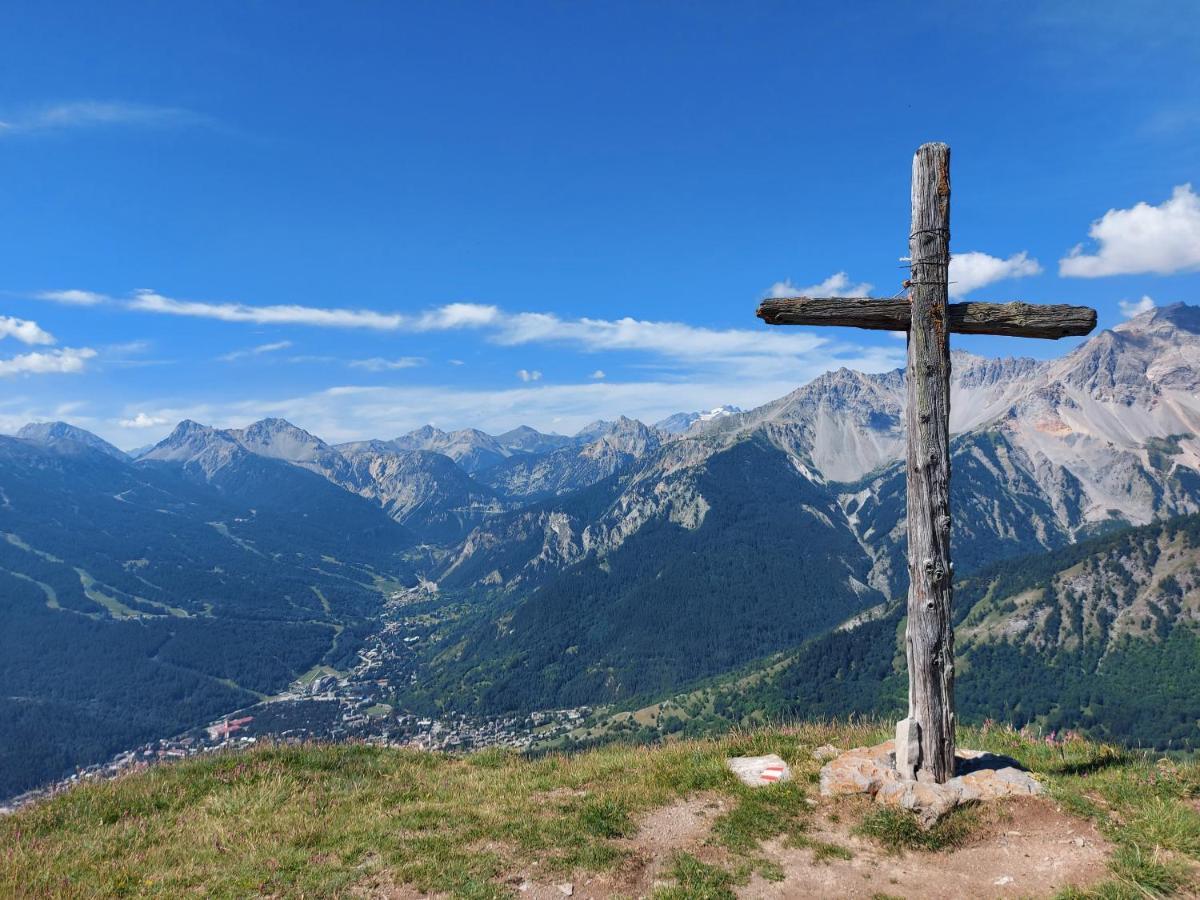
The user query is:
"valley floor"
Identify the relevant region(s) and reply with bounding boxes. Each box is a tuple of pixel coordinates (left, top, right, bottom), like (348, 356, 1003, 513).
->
(2, 722, 1198, 899)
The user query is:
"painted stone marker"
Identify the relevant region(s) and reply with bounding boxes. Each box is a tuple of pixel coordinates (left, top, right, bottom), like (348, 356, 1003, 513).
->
(726, 754, 792, 787)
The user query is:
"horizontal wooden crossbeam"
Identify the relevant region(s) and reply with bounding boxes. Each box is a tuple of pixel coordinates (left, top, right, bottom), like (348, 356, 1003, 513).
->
(757, 297, 1096, 339)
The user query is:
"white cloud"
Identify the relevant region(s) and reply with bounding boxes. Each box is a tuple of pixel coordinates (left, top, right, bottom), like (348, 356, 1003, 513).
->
(348, 356, 425, 371)
(65, 287, 889, 373)
(491, 311, 838, 363)
(516, 369, 543, 382)
(0, 316, 56, 346)
(1060, 184, 1200, 277)
(0, 101, 206, 136)
(127, 290, 500, 332)
(948, 251, 1043, 298)
(119, 412, 171, 429)
(130, 290, 411, 329)
(414, 303, 499, 330)
(766, 271, 874, 299)
(216, 340, 294, 362)
(590, 369, 606, 379)
(0, 347, 96, 376)
(36, 289, 109, 306)
(106, 340, 151, 354)
(1118, 295, 1156, 318)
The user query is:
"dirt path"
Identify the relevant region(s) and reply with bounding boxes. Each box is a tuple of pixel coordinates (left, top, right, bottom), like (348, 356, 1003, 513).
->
(742, 797, 1111, 899)
(515, 794, 1111, 899)
(381, 793, 1112, 899)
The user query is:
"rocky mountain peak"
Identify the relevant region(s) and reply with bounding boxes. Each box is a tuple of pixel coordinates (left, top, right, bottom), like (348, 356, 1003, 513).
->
(495, 425, 573, 454)
(231, 417, 343, 472)
(157, 419, 220, 447)
(580, 416, 659, 458)
(950, 351, 1042, 389)
(387, 424, 509, 473)
(1048, 302, 1200, 400)
(140, 420, 246, 473)
(1114, 301, 1200, 337)
(16, 421, 128, 460)
(399, 424, 448, 444)
(655, 405, 744, 435)
(574, 420, 614, 442)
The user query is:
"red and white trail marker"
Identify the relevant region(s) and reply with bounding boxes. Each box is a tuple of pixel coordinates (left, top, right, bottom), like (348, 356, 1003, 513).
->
(726, 754, 792, 788)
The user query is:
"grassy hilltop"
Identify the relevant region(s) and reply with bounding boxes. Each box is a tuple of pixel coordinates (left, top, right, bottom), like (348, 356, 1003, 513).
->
(3, 722, 1199, 899)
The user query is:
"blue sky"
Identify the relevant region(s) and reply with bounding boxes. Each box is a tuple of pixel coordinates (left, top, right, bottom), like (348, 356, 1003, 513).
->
(2, 1, 1198, 448)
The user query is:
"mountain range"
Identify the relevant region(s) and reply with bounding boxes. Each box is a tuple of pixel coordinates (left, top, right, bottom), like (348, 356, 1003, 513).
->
(600, 511, 1200, 755)
(2, 302, 1199, 798)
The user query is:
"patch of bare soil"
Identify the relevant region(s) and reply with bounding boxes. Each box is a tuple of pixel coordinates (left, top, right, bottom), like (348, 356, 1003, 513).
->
(634, 793, 727, 857)
(742, 797, 1112, 900)
(351, 869, 447, 899)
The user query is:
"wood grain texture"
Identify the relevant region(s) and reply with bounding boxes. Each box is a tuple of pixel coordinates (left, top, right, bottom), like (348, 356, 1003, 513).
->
(905, 142, 957, 784)
(756, 297, 1096, 339)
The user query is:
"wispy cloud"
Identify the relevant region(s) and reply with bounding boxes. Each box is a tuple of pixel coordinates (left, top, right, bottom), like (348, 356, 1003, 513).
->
(118, 412, 172, 429)
(73, 287, 898, 373)
(488, 311, 846, 365)
(131, 290, 412, 329)
(0, 101, 208, 137)
(765, 271, 874, 299)
(1118, 295, 1156, 318)
(0, 316, 56, 346)
(216, 340, 294, 363)
(40, 285, 906, 399)
(0, 347, 96, 377)
(1060, 185, 1200, 277)
(36, 289, 109, 306)
(590, 369, 606, 379)
(948, 251, 1042, 298)
(128, 290, 499, 332)
(516, 368, 543, 382)
(347, 356, 425, 371)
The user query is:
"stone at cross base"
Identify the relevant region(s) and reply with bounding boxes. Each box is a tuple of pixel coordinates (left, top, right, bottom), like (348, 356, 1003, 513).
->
(817, 740, 1043, 827)
(754, 142, 1096, 785)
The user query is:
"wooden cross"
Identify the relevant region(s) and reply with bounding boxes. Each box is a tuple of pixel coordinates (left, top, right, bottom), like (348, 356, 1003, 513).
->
(755, 143, 1097, 784)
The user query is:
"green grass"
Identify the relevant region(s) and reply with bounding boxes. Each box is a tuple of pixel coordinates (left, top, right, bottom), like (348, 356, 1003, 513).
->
(3, 721, 1198, 898)
(652, 852, 747, 900)
(710, 778, 809, 852)
(854, 804, 981, 852)
(787, 833, 855, 861)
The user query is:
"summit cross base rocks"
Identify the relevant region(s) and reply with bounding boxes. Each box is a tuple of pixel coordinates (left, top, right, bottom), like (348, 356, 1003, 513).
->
(818, 740, 1043, 827)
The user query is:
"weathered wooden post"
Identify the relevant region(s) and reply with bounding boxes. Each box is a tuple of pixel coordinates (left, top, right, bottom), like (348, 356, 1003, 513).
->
(896, 143, 955, 783)
(754, 142, 1097, 785)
